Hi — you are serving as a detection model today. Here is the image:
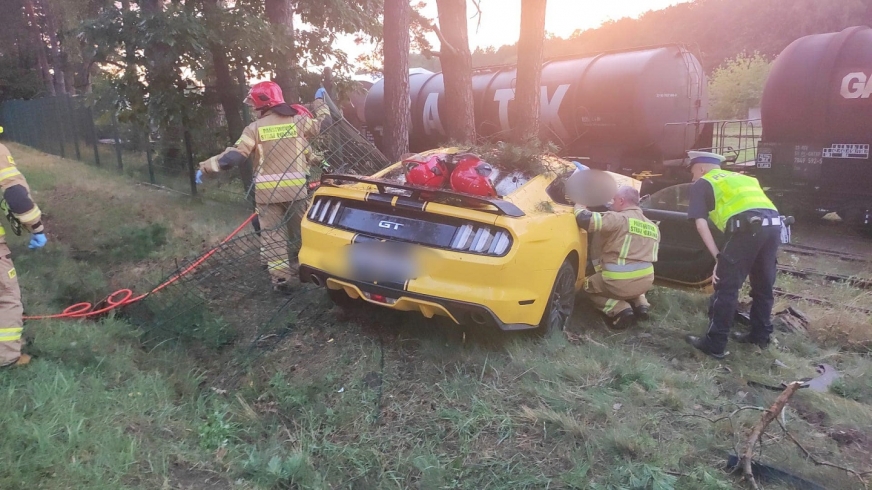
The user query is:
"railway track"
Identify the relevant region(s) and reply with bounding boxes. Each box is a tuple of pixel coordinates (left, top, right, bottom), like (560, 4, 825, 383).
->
(781, 243, 871, 264)
(773, 288, 872, 315)
(772, 243, 872, 312)
(776, 264, 872, 290)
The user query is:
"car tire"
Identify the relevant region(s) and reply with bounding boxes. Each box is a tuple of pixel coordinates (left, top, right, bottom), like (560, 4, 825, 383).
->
(538, 259, 577, 334)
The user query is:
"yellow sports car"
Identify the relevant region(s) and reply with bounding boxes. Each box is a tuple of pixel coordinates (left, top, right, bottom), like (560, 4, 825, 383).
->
(298, 148, 716, 333)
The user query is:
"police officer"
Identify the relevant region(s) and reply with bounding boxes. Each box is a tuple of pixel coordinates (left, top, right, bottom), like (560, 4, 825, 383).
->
(575, 185, 661, 330)
(0, 127, 48, 368)
(684, 151, 781, 358)
(196, 81, 329, 292)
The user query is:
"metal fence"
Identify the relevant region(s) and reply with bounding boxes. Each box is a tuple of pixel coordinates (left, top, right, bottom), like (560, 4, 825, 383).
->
(0, 94, 251, 204)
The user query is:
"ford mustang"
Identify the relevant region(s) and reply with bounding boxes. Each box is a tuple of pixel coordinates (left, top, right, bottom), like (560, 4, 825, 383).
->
(298, 148, 718, 333)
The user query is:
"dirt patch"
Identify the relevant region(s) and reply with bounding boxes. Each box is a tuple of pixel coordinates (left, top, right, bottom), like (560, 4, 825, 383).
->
(167, 462, 232, 490)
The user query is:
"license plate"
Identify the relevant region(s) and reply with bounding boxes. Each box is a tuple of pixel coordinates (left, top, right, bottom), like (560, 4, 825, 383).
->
(347, 241, 418, 283)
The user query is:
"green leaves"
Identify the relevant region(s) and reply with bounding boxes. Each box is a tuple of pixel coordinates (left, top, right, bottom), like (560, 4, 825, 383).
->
(708, 52, 772, 120)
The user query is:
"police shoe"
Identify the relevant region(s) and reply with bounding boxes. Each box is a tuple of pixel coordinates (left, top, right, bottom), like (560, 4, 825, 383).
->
(732, 331, 771, 349)
(607, 309, 636, 331)
(684, 335, 728, 359)
(632, 305, 650, 321)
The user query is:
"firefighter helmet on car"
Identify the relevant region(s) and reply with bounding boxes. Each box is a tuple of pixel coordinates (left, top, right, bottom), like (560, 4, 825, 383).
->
(450, 155, 497, 197)
(245, 81, 285, 110)
(404, 154, 448, 188)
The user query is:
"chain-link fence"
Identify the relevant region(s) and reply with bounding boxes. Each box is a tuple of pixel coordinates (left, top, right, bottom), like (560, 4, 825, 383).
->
(0, 94, 254, 204)
(2, 92, 395, 371)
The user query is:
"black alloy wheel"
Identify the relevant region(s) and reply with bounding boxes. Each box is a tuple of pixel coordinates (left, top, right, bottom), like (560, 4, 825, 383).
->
(539, 259, 577, 334)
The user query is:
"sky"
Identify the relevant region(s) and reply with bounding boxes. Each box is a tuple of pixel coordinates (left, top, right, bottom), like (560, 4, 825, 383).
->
(418, 0, 692, 50)
(339, 0, 692, 68)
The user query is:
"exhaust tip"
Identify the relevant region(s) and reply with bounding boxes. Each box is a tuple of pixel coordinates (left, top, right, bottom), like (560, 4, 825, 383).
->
(470, 312, 489, 325)
(310, 275, 323, 287)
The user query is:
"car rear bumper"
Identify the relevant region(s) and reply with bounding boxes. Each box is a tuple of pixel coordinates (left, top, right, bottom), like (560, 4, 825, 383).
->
(299, 265, 539, 331)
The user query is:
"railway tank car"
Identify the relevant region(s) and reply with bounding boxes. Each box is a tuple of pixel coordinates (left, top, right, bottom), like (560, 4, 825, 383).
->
(756, 26, 872, 231)
(360, 45, 708, 176)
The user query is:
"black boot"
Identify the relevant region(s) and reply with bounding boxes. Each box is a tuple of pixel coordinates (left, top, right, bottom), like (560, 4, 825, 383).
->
(632, 304, 650, 321)
(607, 308, 636, 331)
(685, 335, 728, 359)
(732, 331, 771, 348)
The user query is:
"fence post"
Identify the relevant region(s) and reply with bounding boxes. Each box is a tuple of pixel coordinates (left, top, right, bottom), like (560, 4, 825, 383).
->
(87, 106, 101, 166)
(66, 96, 81, 160)
(56, 98, 67, 159)
(146, 138, 156, 184)
(183, 128, 197, 196)
(111, 111, 123, 172)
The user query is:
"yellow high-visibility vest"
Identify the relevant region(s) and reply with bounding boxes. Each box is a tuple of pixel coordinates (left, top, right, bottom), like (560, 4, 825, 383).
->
(701, 170, 777, 232)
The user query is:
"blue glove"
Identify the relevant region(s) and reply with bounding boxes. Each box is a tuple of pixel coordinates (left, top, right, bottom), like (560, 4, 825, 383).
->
(29, 233, 47, 249)
(195, 169, 204, 185)
(315, 87, 327, 100)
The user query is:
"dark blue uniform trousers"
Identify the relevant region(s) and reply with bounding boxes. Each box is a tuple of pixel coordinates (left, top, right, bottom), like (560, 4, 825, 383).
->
(705, 225, 781, 352)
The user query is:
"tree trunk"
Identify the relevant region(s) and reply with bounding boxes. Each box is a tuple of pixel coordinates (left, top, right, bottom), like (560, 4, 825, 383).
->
(382, 0, 412, 161)
(39, 0, 66, 95)
(435, 0, 476, 144)
(203, 0, 244, 141)
(512, 0, 547, 143)
(265, 0, 299, 102)
(24, 0, 55, 97)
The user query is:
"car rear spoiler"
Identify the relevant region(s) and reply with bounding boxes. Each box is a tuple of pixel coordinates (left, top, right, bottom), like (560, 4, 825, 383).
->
(319, 173, 526, 217)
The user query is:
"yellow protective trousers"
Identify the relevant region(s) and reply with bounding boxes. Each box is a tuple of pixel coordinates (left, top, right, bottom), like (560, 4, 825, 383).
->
(583, 272, 653, 318)
(0, 244, 23, 366)
(258, 200, 307, 285)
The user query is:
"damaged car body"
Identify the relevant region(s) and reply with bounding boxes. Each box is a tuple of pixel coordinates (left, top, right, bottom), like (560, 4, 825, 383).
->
(298, 148, 720, 333)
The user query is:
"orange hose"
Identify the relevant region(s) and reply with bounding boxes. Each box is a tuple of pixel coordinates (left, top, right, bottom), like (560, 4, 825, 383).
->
(24, 213, 257, 321)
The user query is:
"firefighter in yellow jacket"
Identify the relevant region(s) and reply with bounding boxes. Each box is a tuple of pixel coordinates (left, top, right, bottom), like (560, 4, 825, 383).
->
(575, 186, 660, 330)
(0, 127, 48, 368)
(196, 81, 329, 291)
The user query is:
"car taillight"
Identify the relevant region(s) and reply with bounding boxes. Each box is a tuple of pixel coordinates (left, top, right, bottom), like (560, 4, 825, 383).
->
(450, 223, 512, 256)
(308, 197, 343, 225)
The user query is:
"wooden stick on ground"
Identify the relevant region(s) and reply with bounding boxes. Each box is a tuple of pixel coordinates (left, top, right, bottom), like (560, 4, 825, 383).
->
(741, 381, 804, 489)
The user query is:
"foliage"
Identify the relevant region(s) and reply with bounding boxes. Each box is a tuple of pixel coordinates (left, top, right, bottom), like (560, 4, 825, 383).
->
(708, 53, 772, 119)
(462, 140, 561, 176)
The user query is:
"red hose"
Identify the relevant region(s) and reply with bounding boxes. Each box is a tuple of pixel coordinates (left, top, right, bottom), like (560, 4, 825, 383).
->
(24, 213, 257, 321)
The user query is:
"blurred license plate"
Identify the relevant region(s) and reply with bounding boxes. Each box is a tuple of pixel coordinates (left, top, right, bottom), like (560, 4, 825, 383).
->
(348, 241, 418, 283)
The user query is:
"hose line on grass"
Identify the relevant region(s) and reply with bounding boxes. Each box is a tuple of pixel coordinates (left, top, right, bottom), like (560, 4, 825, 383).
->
(24, 213, 258, 321)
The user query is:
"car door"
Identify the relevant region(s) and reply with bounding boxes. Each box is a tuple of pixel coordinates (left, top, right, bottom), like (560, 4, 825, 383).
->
(640, 183, 726, 287)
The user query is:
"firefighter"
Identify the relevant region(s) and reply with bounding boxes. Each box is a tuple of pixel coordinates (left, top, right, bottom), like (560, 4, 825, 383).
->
(196, 81, 329, 291)
(684, 151, 781, 359)
(0, 127, 47, 368)
(574, 185, 660, 330)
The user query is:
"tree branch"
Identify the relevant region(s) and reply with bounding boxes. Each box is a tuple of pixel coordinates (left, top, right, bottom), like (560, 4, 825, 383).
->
(776, 419, 870, 490)
(741, 381, 804, 489)
(470, 0, 483, 32)
(431, 23, 458, 56)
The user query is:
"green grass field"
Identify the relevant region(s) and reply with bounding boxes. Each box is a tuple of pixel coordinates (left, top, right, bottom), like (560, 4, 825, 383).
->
(0, 143, 870, 489)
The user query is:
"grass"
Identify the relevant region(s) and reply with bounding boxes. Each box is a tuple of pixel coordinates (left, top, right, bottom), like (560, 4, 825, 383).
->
(0, 142, 871, 488)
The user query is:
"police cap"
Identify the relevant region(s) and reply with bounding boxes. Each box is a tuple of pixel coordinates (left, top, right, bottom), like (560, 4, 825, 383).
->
(687, 151, 726, 166)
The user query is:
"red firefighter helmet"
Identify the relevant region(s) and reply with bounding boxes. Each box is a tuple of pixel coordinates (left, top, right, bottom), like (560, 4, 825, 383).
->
(245, 81, 285, 110)
(449, 155, 497, 197)
(404, 155, 448, 188)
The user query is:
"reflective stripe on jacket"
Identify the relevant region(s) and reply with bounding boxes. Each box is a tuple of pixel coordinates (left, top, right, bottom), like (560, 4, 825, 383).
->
(199, 99, 329, 204)
(577, 206, 660, 281)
